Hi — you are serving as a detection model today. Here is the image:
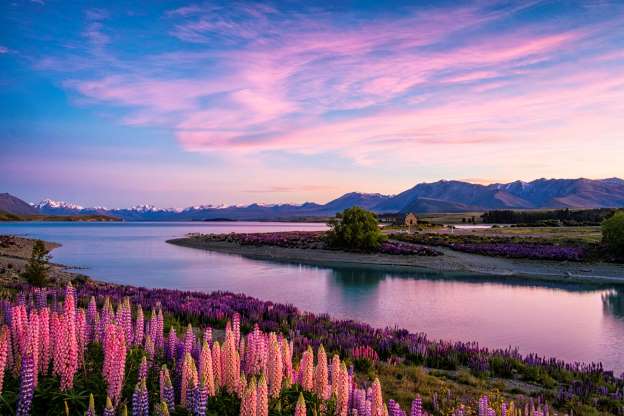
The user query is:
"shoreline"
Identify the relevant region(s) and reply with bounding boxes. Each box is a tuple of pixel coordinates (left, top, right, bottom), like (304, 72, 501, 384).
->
(168, 237, 624, 285)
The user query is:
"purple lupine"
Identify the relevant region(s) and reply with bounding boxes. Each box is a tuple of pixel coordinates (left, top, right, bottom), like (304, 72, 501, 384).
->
(132, 380, 149, 416)
(194, 376, 208, 416)
(411, 395, 423, 416)
(16, 351, 35, 416)
(138, 355, 148, 382)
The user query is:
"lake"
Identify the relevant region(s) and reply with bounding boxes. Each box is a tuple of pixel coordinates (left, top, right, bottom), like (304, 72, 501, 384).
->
(1, 221, 623, 373)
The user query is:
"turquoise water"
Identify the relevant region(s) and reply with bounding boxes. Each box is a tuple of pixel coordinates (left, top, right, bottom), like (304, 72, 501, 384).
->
(1, 221, 623, 373)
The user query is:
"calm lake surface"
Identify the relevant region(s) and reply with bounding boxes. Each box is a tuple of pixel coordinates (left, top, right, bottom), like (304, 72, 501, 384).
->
(2, 221, 623, 373)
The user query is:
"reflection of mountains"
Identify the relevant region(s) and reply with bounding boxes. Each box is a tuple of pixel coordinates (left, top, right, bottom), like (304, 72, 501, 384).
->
(602, 290, 624, 319)
(320, 263, 612, 294)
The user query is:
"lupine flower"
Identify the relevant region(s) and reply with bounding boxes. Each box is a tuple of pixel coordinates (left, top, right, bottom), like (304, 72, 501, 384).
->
(104, 323, 127, 403)
(256, 373, 268, 416)
(299, 346, 314, 391)
(166, 328, 176, 361)
(132, 379, 149, 416)
(194, 376, 208, 416)
(267, 333, 283, 398)
(134, 305, 144, 346)
(86, 393, 96, 416)
(138, 355, 148, 382)
(336, 362, 350, 416)
(0, 326, 9, 396)
(155, 401, 170, 416)
(181, 352, 198, 408)
(16, 351, 35, 416)
(280, 338, 293, 388)
(203, 326, 212, 346)
(240, 377, 257, 416)
(145, 335, 155, 361)
(233, 312, 241, 347)
(198, 340, 215, 396)
(371, 378, 384, 416)
(314, 344, 329, 400)
(38, 307, 50, 375)
(103, 396, 115, 416)
(211, 341, 222, 389)
(411, 395, 423, 416)
(294, 392, 307, 416)
(159, 365, 175, 411)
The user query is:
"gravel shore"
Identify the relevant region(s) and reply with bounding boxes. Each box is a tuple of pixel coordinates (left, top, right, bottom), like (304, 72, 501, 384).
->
(168, 237, 624, 285)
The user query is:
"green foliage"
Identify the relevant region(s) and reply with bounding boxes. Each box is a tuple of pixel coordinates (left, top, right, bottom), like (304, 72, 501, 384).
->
(602, 211, 624, 258)
(326, 207, 386, 251)
(21, 239, 50, 287)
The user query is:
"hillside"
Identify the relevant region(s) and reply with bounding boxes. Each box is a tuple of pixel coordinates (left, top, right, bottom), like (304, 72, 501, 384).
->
(0, 193, 39, 215)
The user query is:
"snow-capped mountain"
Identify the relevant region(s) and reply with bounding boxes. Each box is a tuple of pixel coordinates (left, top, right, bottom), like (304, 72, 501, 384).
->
(13, 177, 624, 221)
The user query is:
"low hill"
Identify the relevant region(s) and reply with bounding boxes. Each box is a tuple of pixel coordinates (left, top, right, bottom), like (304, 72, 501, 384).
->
(0, 193, 39, 215)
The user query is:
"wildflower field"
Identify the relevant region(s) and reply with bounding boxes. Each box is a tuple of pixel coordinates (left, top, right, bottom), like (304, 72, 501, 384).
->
(0, 281, 622, 415)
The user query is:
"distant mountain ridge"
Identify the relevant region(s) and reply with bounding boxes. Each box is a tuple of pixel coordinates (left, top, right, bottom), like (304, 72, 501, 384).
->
(3, 177, 624, 221)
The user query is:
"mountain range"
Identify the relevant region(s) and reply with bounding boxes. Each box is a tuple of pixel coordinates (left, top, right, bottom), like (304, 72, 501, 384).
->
(2, 177, 624, 221)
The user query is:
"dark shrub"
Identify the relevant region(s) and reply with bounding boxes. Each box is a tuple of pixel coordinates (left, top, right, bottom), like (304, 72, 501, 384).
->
(602, 211, 624, 258)
(327, 207, 386, 251)
(21, 239, 50, 287)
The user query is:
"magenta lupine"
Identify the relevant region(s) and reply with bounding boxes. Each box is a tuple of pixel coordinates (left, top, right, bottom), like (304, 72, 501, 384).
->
(134, 305, 144, 346)
(203, 326, 212, 346)
(315, 344, 329, 400)
(120, 298, 133, 345)
(132, 379, 149, 416)
(0, 326, 9, 396)
(156, 308, 165, 350)
(38, 307, 50, 375)
(294, 392, 306, 416)
(26, 309, 39, 387)
(256, 373, 268, 416)
(87, 296, 98, 341)
(16, 351, 35, 416)
(233, 312, 241, 348)
(166, 327, 177, 361)
(184, 323, 195, 357)
(479, 395, 489, 416)
(58, 283, 78, 390)
(76, 308, 87, 367)
(198, 340, 215, 396)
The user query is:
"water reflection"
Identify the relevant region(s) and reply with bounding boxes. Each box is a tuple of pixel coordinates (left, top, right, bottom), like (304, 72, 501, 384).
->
(603, 290, 624, 319)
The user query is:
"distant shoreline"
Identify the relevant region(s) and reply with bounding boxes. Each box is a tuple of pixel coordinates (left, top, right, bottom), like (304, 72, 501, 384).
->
(167, 237, 624, 285)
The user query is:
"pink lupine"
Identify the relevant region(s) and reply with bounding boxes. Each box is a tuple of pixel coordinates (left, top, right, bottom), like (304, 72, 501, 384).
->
(0, 325, 9, 396)
(183, 324, 194, 357)
(104, 323, 127, 403)
(212, 341, 222, 389)
(100, 297, 114, 342)
(331, 354, 341, 396)
(299, 346, 314, 391)
(371, 378, 384, 416)
(222, 333, 240, 393)
(314, 344, 329, 400)
(240, 377, 257, 416)
(181, 352, 198, 408)
(294, 392, 306, 416)
(138, 355, 148, 382)
(256, 373, 268, 416)
(280, 338, 293, 388)
(76, 308, 87, 367)
(267, 333, 283, 398)
(336, 362, 350, 416)
(38, 307, 50, 375)
(120, 298, 133, 345)
(11, 304, 28, 360)
(198, 340, 215, 396)
(58, 284, 78, 391)
(156, 308, 165, 350)
(134, 305, 144, 346)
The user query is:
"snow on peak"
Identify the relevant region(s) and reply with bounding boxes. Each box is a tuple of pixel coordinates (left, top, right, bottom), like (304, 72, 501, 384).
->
(33, 198, 84, 210)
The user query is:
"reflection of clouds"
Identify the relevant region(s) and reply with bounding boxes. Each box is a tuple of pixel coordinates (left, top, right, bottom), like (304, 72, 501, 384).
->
(602, 290, 624, 319)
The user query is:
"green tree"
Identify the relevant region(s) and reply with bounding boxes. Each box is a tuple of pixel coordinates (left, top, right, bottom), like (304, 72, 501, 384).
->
(602, 211, 624, 258)
(327, 207, 386, 251)
(22, 239, 50, 287)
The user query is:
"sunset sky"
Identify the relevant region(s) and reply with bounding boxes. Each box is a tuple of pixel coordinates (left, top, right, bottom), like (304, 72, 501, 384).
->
(1, 0, 623, 208)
